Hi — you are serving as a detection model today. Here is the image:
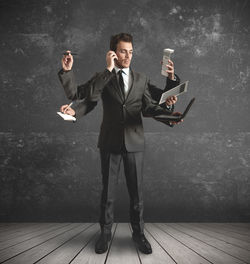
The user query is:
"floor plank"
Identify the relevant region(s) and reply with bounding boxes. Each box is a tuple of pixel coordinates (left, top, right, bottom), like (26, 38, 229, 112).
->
(139, 224, 176, 264)
(0, 223, 71, 251)
(178, 223, 250, 251)
(221, 223, 250, 234)
(106, 223, 140, 264)
(196, 223, 250, 243)
(0, 223, 59, 244)
(0, 223, 33, 230)
(229, 223, 250, 228)
(147, 223, 210, 264)
(0, 223, 82, 263)
(202, 223, 250, 236)
(169, 223, 250, 263)
(35, 224, 98, 264)
(0, 223, 249, 264)
(70, 224, 116, 264)
(0, 223, 40, 236)
(159, 223, 246, 264)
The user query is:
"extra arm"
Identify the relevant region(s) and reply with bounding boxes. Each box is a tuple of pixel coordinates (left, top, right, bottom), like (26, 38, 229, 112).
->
(142, 78, 173, 117)
(58, 69, 97, 100)
(70, 69, 113, 119)
(146, 74, 181, 127)
(148, 74, 180, 108)
(70, 99, 97, 119)
(87, 69, 114, 102)
(58, 69, 100, 119)
(165, 73, 180, 91)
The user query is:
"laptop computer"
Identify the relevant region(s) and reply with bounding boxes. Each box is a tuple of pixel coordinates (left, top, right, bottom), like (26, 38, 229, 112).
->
(154, 97, 195, 123)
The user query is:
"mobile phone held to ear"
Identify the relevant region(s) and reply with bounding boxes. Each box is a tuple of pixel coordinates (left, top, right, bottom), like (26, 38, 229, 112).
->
(161, 48, 174, 77)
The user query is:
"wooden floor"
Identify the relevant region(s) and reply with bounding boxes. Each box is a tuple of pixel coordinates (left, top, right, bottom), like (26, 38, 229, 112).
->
(0, 223, 249, 264)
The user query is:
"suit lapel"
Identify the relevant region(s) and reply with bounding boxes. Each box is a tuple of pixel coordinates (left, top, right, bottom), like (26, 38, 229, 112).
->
(124, 68, 135, 102)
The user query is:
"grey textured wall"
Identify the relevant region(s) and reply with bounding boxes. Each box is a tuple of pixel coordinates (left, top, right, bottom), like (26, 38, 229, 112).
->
(0, 0, 250, 222)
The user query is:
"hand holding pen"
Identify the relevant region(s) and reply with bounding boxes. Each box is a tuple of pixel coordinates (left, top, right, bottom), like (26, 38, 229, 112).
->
(60, 102, 75, 116)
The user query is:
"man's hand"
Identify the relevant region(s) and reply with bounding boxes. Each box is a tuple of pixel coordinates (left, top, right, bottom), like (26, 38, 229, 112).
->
(161, 59, 175, 80)
(170, 112, 183, 125)
(62, 50, 73, 71)
(166, 59, 175, 80)
(106, 51, 118, 72)
(60, 104, 75, 116)
(166, 95, 177, 106)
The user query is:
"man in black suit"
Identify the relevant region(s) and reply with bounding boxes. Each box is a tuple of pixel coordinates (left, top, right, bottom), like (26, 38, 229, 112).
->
(58, 33, 182, 254)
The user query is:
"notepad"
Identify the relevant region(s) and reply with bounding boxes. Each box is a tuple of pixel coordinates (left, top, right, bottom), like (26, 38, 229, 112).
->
(159, 81, 189, 105)
(57, 112, 76, 121)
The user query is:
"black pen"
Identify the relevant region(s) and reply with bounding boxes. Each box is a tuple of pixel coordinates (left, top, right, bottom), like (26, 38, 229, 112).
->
(63, 52, 78, 55)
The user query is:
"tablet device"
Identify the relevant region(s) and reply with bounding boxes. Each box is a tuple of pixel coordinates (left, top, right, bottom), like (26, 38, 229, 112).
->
(159, 81, 189, 105)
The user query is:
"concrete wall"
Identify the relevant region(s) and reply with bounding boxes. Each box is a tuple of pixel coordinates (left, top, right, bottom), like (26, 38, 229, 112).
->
(0, 0, 250, 221)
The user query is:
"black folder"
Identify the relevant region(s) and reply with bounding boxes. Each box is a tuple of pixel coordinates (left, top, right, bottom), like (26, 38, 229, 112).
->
(154, 97, 195, 123)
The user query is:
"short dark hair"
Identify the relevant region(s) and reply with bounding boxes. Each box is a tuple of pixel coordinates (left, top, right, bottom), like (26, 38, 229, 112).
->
(110, 33, 133, 52)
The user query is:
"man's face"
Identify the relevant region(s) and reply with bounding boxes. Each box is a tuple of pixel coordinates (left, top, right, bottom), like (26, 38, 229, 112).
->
(115, 41, 133, 68)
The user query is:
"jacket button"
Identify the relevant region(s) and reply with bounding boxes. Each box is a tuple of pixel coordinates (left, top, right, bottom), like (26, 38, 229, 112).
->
(123, 104, 126, 108)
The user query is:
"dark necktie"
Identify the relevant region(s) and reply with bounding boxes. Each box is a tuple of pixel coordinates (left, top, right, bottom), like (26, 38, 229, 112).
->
(118, 70, 125, 96)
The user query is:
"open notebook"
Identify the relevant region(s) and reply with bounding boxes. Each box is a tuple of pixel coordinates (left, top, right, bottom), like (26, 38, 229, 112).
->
(57, 112, 76, 121)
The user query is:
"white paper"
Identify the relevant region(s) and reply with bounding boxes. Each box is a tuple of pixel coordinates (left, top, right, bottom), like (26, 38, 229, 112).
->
(57, 112, 76, 121)
(159, 81, 189, 104)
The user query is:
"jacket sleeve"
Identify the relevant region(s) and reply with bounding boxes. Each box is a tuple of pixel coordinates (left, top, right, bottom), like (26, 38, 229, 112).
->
(87, 69, 114, 102)
(58, 69, 97, 100)
(67, 69, 114, 119)
(162, 74, 181, 127)
(164, 73, 181, 92)
(58, 69, 100, 119)
(70, 69, 114, 119)
(142, 77, 173, 117)
(71, 99, 97, 119)
(148, 74, 180, 101)
(145, 74, 181, 127)
(148, 74, 180, 107)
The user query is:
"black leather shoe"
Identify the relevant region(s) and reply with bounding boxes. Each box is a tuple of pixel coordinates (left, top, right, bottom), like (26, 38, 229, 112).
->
(132, 233, 152, 254)
(95, 232, 112, 254)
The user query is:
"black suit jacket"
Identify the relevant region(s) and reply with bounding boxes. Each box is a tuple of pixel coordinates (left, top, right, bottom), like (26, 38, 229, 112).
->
(58, 68, 180, 153)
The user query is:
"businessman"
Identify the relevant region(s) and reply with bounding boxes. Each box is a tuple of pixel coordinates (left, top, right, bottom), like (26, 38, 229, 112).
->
(58, 33, 182, 254)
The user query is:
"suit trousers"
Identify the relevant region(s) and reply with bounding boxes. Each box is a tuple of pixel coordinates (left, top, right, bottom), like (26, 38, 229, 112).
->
(99, 148, 144, 235)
